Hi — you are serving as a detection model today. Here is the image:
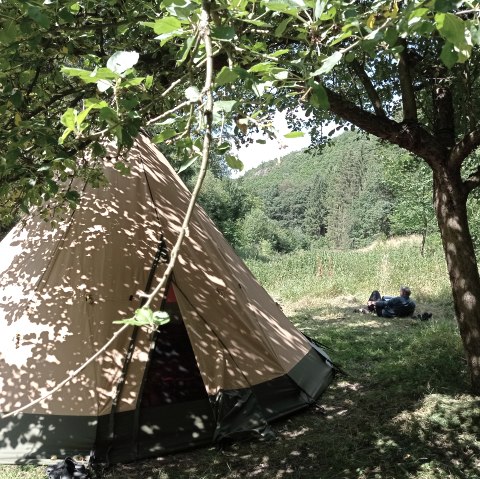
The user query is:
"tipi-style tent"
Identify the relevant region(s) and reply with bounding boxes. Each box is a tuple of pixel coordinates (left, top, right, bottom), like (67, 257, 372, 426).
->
(0, 135, 334, 464)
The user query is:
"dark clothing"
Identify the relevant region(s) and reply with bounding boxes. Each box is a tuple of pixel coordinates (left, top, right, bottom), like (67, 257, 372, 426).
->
(367, 290, 381, 312)
(375, 295, 416, 318)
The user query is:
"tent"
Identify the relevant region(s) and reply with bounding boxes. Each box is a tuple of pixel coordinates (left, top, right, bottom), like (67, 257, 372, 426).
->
(0, 135, 335, 464)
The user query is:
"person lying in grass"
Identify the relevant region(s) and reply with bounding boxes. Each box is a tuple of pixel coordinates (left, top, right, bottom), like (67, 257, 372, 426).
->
(367, 286, 416, 318)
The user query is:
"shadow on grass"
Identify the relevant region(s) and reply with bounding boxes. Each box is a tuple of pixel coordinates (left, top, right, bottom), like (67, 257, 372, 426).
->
(93, 301, 479, 479)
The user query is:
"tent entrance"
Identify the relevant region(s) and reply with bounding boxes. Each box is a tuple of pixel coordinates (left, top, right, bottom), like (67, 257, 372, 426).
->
(140, 283, 207, 407)
(109, 282, 216, 461)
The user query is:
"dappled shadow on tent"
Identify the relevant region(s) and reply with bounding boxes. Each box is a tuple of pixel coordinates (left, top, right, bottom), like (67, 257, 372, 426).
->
(0, 136, 333, 464)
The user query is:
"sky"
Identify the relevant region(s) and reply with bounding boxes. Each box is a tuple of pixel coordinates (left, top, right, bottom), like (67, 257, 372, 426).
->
(232, 110, 312, 176)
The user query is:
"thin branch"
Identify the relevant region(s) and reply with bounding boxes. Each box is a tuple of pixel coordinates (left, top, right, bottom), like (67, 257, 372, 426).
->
(142, 0, 214, 309)
(160, 77, 184, 98)
(146, 100, 195, 125)
(350, 59, 386, 117)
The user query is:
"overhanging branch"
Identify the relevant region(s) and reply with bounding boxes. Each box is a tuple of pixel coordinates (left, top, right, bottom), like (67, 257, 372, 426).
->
(323, 84, 441, 163)
(451, 128, 480, 169)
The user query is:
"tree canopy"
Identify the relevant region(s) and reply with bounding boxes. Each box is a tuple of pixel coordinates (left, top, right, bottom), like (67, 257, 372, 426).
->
(3, 1, 480, 391)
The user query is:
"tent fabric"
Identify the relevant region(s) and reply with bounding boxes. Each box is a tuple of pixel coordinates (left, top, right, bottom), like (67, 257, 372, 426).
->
(0, 135, 334, 464)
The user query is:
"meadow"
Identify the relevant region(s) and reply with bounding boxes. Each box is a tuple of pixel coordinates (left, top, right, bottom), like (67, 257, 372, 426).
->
(2, 235, 479, 479)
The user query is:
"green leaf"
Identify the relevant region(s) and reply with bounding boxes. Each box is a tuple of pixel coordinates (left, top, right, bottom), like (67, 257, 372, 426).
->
(123, 77, 145, 87)
(107, 51, 140, 74)
(275, 17, 292, 36)
(329, 30, 353, 46)
(270, 49, 291, 57)
(263, 0, 307, 15)
(249, 62, 276, 73)
(142, 17, 182, 35)
(439, 41, 458, 68)
(65, 190, 80, 203)
(60, 108, 76, 129)
(114, 161, 131, 175)
(435, 12, 466, 44)
(61, 67, 119, 83)
(212, 26, 236, 41)
(27, 6, 51, 29)
(97, 79, 113, 92)
(310, 51, 343, 76)
(284, 131, 304, 138)
(225, 154, 243, 170)
(59, 128, 74, 145)
(215, 67, 239, 86)
(99, 107, 119, 125)
(309, 82, 329, 109)
(214, 100, 238, 113)
(145, 75, 154, 89)
(177, 157, 198, 173)
(320, 5, 336, 20)
(152, 311, 170, 325)
(84, 99, 109, 109)
(274, 69, 289, 80)
(177, 35, 196, 65)
(133, 308, 154, 324)
(11, 90, 22, 109)
(0, 21, 19, 45)
(384, 27, 398, 47)
(152, 129, 177, 143)
(314, 0, 328, 21)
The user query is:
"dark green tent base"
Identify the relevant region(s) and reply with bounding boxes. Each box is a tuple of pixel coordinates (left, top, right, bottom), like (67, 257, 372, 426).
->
(0, 347, 333, 465)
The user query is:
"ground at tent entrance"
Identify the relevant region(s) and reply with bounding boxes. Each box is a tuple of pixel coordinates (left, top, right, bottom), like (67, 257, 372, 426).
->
(2, 300, 479, 479)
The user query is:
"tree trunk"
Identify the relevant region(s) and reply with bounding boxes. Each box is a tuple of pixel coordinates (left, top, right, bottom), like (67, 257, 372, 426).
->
(433, 164, 480, 394)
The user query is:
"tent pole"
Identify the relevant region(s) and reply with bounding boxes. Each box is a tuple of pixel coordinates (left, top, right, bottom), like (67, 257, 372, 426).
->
(104, 236, 169, 463)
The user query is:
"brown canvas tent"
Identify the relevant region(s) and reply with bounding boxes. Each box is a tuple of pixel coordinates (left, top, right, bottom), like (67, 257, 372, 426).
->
(0, 135, 334, 464)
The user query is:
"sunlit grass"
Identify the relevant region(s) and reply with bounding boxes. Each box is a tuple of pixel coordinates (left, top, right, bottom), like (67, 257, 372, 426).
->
(246, 234, 450, 309)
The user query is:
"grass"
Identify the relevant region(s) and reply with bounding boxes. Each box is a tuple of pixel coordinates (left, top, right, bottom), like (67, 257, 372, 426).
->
(3, 235, 479, 479)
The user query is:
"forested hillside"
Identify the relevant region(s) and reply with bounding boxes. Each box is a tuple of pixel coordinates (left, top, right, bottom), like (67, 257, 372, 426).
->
(195, 130, 480, 257)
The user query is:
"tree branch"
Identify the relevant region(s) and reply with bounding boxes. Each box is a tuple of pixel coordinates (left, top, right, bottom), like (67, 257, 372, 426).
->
(464, 164, 480, 194)
(432, 84, 455, 150)
(451, 128, 480, 169)
(323, 84, 440, 161)
(398, 40, 418, 122)
(350, 59, 386, 117)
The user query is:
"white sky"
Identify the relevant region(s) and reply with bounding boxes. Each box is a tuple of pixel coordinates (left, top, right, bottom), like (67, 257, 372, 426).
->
(232, 110, 311, 176)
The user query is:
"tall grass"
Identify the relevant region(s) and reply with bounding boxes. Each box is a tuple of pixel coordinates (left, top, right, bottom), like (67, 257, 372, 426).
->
(247, 234, 451, 308)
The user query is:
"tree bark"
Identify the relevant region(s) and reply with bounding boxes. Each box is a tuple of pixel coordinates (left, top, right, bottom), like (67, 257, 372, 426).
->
(432, 161, 480, 394)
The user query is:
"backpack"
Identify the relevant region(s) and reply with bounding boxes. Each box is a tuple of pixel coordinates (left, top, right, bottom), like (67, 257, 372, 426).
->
(45, 457, 91, 479)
